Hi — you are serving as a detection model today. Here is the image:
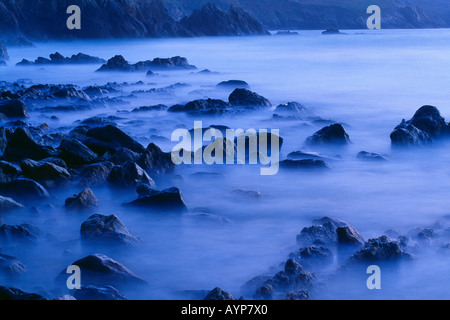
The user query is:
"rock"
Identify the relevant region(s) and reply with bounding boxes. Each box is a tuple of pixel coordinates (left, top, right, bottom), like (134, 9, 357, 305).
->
(0, 161, 21, 175)
(289, 245, 333, 268)
(216, 80, 250, 90)
(138, 143, 175, 175)
(17, 52, 105, 65)
(2, 127, 54, 162)
(108, 161, 155, 188)
(275, 102, 313, 117)
(280, 159, 329, 170)
(53, 294, 76, 300)
(131, 104, 168, 112)
(2, 178, 49, 200)
(59, 139, 98, 166)
(60, 254, 146, 289)
(180, 3, 268, 36)
(357, 151, 387, 161)
(78, 161, 115, 187)
(350, 236, 413, 262)
(80, 214, 141, 246)
(65, 188, 98, 211)
(322, 28, 344, 34)
(0, 224, 39, 243)
(275, 31, 299, 36)
(390, 106, 448, 146)
(286, 290, 310, 300)
(0, 286, 47, 300)
(0, 100, 29, 118)
(256, 284, 274, 300)
(228, 89, 271, 109)
(96, 55, 133, 72)
(336, 226, 364, 245)
(0, 196, 24, 212)
(145, 56, 196, 70)
(168, 98, 230, 115)
(0, 127, 8, 155)
(83, 125, 145, 155)
(284, 258, 303, 276)
(296, 222, 337, 246)
(0, 253, 27, 276)
(97, 55, 196, 72)
(73, 285, 127, 300)
(124, 187, 188, 212)
(20, 159, 70, 185)
(136, 184, 159, 198)
(52, 88, 91, 101)
(80, 116, 117, 127)
(305, 123, 350, 145)
(312, 216, 347, 228)
(204, 287, 234, 300)
(110, 147, 140, 165)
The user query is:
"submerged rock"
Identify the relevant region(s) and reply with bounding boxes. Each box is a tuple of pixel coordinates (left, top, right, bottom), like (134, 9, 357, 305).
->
(204, 287, 234, 300)
(124, 187, 188, 213)
(168, 98, 230, 115)
(280, 159, 329, 170)
(59, 139, 98, 166)
(138, 143, 175, 175)
(108, 161, 155, 188)
(0, 100, 29, 118)
(65, 188, 98, 211)
(2, 178, 49, 200)
(0, 253, 27, 276)
(228, 88, 271, 109)
(0, 286, 47, 300)
(350, 236, 413, 262)
(0, 224, 39, 244)
(80, 214, 141, 246)
(217, 80, 250, 90)
(73, 285, 127, 300)
(0, 196, 24, 212)
(357, 151, 387, 161)
(2, 127, 54, 162)
(83, 125, 145, 155)
(20, 159, 70, 186)
(305, 123, 350, 145)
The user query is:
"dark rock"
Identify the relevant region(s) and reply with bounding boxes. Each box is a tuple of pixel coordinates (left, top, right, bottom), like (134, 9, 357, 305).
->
(65, 188, 98, 211)
(53, 295, 76, 300)
(417, 228, 435, 241)
(0, 224, 39, 243)
(2, 127, 54, 162)
(168, 98, 230, 115)
(96, 55, 132, 72)
(204, 287, 234, 300)
(145, 56, 196, 70)
(80, 116, 117, 127)
(131, 104, 168, 112)
(357, 151, 387, 161)
(350, 236, 413, 262)
(0, 286, 47, 300)
(289, 245, 333, 268)
(0, 196, 24, 212)
(0, 127, 8, 155)
(124, 187, 188, 212)
(296, 222, 337, 246)
(390, 122, 432, 147)
(0, 253, 27, 276)
(312, 216, 348, 228)
(97, 55, 196, 72)
(305, 123, 350, 145)
(284, 258, 303, 276)
(20, 159, 70, 185)
(78, 161, 115, 187)
(52, 87, 91, 101)
(256, 284, 274, 300)
(83, 125, 145, 155)
(60, 254, 146, 288)
(59, 139, 98, 166)
(286, 290, 310, 300)
(0, 100, 29, 118)
(136, 184, 159, 198)
(228, 89, 271, 109)
(110, 148, 140, 165)
(275, 102, 313, 117)
(336, 226, 364, 245)
(108, 161, 155, 188)
(138, 143, 175, 175)
(275, 31, 299, 36)
(80, 214, 141, 246)
(280, 159, 329, 170)
(217, 80, 250, 90)
(2, 178, 49, 200)
(295, 272, 315, 290)
(0, 161, 21, 175)
(180, 3, 268, 36)
(74, 285, 127, 300)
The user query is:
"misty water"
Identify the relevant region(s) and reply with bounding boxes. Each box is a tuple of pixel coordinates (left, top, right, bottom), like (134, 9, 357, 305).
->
(2, 28, 450, 299)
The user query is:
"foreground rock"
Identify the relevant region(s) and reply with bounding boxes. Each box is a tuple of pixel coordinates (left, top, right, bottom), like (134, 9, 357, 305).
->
(65, 188, 98, 211)
(0, 100, 29, 118)
(80, 214, 141, 246)
(60, 254, 146, 289)
(305, 123, 350, 145)
(204, 287, 234, 300)
(78, 162, 115, 187)
(20, 159, 70, 186)
(390, 105, 448, 147)
(0, 286, 47, 300)
(73, 285, 127, 300)
(59, 139, 98, 166)
(2, 128, 54, 162)
(1, 178, 49, 200)
(124, 187, 188, 213)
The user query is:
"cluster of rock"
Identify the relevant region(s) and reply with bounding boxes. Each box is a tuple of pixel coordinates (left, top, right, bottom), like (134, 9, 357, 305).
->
(96, 55, 196, 72)
(16, 52, 106, 66)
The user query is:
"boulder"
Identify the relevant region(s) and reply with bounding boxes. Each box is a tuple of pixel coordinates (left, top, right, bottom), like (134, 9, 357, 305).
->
(2, 127, 54, 162)
(305, 123, 350, 145)
(336, 226, 364, 245)
(0, 100, 29, 118)
(0, 224, 39, 243)
(0, 286, 47, 300)
(73, 285, 127, 300)
(65, 188, 98, 211)
(289, 245, 333, 268)
(83, 125, 145, 155)
(80, 214, 141, 246)
(204, 287, 234, 300)
(228, 89, 271, 109)
(168, 99, 230, 115)
(124, 187, 188, 212)
(350, 236, 413, 262)
(2, 178, 49, 200)
(59, 139, 98, 166)
(0, 196, 24, 212)
(216, 80, 250, 90)
(284, 258, 303, 276)
(110, 148, 140, 165)
(78, 162, 115, 187)
(280, 159, 329, 170)
(131, 104, 168, 112)
(357, 151, 387, 161)
(275, 102, 314, 117)
(138, 143, 175, 175)
(60, 254, 146, 288)
(20, 159, 70, 185)
(0, 160, 21, 175)
(0, 253, 27, 276)
(96, 55, 133, 72)
(52, 88, 91, 101)
(296, 222, 337, 246)
(108, 161, 155, 188)
(286, 291, 310, 300)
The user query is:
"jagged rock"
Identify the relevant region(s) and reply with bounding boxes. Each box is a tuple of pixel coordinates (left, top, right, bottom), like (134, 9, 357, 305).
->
(136, 184, 159, 198)
(52, 88, 91, 101)
(228, 89, 271, 109)
(20, 159, 70, 185)
(204, 287, 234, 300)
(256, 284, 274, 300)
(59, 139, 98, 166)
(80, 116, 117, 128)
(124, 187, 188, 212)
(296, 222, 337, 246)
(168, 98, 230, 115)
(0, 253, 27, 276)
(336, 226, 364, 245)
(78, 162, 115, 187)
(80, 214, 141, 246)
(131, 104, 168, 112)
(0, 286, 47, 300)
(357, 151, 387, 161)
(65, 188, 98, 211)
(110, 148, 140, 165)
(350, 236, 413, 262)
(20, 52, 105, 65)
(83, 125, 145, 155)
(305, 123, 350, 145)
(138, 143, 175, 175)
(60, 254, 146, 288)
(97, 55, 196, 72)
(0, 196, 24, 212)
(1, 178, 49, 200)
(108, 161, 155, 188)
(96, 55, 134, 72)
(289, 245, 333, 268)
(284, 258, 303, 276)
(280, 159, 329, 170)
(0, 100, 29, 118)
(0, 224, 39, 243)
(286, 291, 310, 300)
(217, 80, 250, 90)
(2, 127, 54, 162)
(73, 285, 127, 300)
(0, 160, 21, 175)
(275, 102, 313, 117)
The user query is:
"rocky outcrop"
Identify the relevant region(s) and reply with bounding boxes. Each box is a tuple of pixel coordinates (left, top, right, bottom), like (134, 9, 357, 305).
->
(16, 52, 105, 66)
(305, 123, 350, 146)
(96, 55, 196, 72)
(204, 287, 234, 300)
